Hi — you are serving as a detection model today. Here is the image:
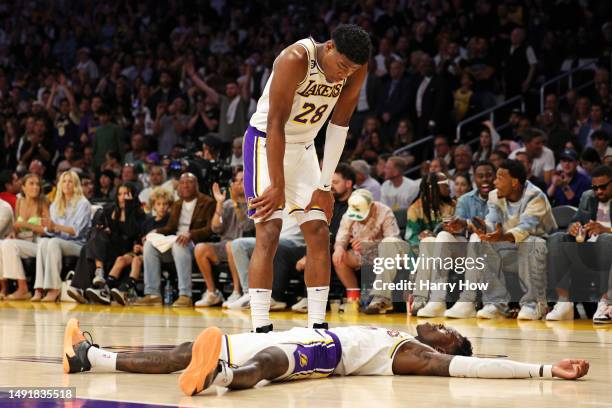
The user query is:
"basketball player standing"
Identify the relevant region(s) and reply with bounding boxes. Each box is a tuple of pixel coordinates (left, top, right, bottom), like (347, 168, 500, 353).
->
(244, 25, 371, 331)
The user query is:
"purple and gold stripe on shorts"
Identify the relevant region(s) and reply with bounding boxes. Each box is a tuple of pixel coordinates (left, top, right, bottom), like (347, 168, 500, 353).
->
(284, 330, 342, 380)
(243, 126, 266, 218)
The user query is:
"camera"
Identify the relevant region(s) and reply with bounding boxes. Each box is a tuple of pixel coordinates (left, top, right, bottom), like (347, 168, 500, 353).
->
(186, 156, 233, 195)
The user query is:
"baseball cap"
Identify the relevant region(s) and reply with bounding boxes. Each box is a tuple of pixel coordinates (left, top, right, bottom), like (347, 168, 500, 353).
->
(346, 189, 374, 221)
(560, 148, 578, 161)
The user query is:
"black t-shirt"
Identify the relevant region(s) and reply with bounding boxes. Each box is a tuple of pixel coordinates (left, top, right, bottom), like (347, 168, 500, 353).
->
(190, 106, 220, 137)
(142, 213, 170, 236)
(461, 56, 497, 92)
(330, 198, 349, 243)
(54, 113, 78, 152)
(19, 136, 56, 167)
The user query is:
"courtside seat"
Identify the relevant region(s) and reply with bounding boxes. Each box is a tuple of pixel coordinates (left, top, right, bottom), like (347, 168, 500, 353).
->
(551, 205, 578, 232)
(393, 209, 408, 237)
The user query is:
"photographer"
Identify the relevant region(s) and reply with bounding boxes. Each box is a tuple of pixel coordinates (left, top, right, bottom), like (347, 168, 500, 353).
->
(189, 136, 233, 195)
(546, 149, 591, 207)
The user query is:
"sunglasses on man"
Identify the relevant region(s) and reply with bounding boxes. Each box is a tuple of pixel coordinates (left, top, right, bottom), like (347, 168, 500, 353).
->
(591, 180, 610, 191)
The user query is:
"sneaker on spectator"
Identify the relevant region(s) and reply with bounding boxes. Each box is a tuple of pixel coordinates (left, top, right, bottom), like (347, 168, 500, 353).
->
(133, 295, 163, 306)
(92, 268, 105, 288)
(291, 297, 308, 313)
(110, 288, 129, 306)
(477, 304, 508, 319)
(85, 288, 111, 305)
(410, 297, 427, 316)
(364, 296, 393, 314)
(195, 290, 224, 307)
(222, 291, 241, 308)
(172, 295, 193, 308)
(227, 293, 250, 310)
(517, 303, 546, 320)
(67, 286, 87, 304)
(444, 302, 476, 318)
(545, 302, 574, 321)
(417, 301, 446, 317)
(593, 300, 612, 324)
(270, 297, 287, 311)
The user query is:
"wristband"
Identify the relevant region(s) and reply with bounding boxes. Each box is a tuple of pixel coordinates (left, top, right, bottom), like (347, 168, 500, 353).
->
(541, 364, 553, 378)
(318, 123, 349, 191)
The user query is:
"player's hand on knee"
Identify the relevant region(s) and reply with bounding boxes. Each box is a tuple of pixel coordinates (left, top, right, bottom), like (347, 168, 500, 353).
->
(306, 189, 334, 223)
(251, 185, 285, 220)
(552, 359, 589, 380)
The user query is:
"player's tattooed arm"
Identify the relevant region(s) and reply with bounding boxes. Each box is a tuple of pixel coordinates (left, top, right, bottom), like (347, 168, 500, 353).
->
(392, 342, 453, 377)
(116, 342, 193, 374)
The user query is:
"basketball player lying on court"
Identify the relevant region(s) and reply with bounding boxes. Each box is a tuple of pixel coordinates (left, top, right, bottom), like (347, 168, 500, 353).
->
(63, 319, 589, 396)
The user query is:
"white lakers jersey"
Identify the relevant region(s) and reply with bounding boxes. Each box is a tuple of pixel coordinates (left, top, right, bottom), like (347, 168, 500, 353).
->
(249, 38, 345, 143)
(330, 326, 417, 376)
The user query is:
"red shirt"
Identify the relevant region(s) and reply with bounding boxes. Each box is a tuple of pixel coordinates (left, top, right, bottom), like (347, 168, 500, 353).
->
(0, 193, 17, 212)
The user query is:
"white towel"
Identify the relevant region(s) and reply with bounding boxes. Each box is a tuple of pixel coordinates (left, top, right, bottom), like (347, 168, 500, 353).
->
(146, 232, 177, 253)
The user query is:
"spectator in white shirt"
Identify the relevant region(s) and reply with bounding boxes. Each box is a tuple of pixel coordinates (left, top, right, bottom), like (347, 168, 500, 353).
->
(509, 129, 555, 184)
(381, 156, 419, 211)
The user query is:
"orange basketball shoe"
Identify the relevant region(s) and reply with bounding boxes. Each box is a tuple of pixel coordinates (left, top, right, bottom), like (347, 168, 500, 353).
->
(178, 326, 223, 396)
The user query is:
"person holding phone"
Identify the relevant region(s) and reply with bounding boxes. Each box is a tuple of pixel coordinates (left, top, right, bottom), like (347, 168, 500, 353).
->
(68, 183, 145, 304)
(546, 149, 591, 207)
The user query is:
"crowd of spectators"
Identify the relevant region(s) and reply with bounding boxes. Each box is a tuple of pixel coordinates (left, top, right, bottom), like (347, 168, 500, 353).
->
(0, 1, 611, 321)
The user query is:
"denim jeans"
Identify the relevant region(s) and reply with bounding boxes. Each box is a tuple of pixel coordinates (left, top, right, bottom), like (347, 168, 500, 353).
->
(143, 240, 194, 297)
(231, 237, 256, 292)
(231, 237, 306, 300)
(477, 236, 548, 306)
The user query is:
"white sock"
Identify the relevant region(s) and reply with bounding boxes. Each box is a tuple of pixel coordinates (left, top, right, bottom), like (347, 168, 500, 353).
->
(249, 288, 272, 330)
(86, 346, 118, 372)
(211, 361, 234, 387)
(307, 286, 329, 327)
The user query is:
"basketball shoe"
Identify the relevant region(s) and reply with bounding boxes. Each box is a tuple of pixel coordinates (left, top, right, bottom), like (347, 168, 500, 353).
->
(178, 327, 224, 396)
(62, 318, 96, 374)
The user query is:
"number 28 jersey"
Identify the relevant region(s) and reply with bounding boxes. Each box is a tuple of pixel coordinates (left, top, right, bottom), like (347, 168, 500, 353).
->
(249, 37, 345, 144)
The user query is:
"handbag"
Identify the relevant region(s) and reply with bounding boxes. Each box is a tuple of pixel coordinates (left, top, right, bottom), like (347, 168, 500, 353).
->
(60, 270, 76, 303)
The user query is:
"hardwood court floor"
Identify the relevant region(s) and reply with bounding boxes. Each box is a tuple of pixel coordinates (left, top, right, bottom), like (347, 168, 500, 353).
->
(0, 301, 611, 408)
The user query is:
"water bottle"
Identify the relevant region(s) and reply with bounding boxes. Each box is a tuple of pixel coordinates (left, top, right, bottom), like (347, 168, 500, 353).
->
(163, 274, 173, 305)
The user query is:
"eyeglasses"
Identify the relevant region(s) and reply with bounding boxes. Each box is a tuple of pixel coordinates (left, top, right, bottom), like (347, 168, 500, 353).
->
(591, 181, 610, 191)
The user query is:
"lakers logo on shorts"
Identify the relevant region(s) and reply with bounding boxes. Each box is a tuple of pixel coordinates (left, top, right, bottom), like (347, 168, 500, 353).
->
(387, 329, 400, 337)
(298, 351, 308, 367)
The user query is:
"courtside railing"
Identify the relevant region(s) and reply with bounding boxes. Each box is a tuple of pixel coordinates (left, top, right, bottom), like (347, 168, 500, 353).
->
(455, 95, 524, 143)
(539, 60, 598, 113)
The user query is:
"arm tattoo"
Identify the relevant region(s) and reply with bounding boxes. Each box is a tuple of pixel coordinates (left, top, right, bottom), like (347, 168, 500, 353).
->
(422, 352, 453, 377)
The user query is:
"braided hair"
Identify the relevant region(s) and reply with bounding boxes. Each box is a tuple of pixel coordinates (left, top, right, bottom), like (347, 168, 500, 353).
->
(419, 172, 451, 224)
